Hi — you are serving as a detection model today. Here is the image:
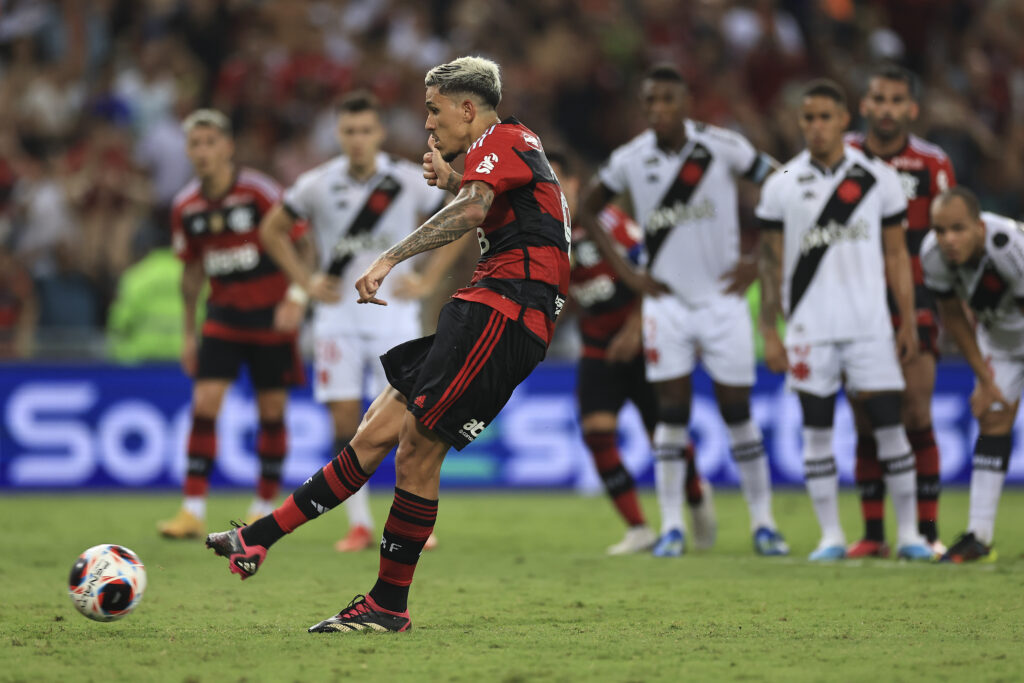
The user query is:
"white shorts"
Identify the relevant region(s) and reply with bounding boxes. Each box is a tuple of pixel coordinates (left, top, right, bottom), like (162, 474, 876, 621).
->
(978, 333, 1024, 404)
(313, 330, 413, 403)
(642, 294, 755, 386)
(786, 337, 905, 397)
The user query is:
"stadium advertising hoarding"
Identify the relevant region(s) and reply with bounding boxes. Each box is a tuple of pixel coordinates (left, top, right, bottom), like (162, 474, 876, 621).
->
(2, 361, 1023, 490)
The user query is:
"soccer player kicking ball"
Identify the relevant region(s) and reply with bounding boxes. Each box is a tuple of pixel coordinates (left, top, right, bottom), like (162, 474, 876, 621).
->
(922, 187, 1024, 563)
(259, 90, 449, 554)
(207, 56, 571, 634)
(756, 79, 934, 561)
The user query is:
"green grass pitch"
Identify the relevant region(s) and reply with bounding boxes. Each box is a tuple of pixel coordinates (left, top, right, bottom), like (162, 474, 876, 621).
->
(3, 489, 1024, 682)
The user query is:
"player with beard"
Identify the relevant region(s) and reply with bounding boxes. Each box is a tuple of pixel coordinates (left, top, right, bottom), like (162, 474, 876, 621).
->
(259, 90, 448, 553)
(845, 66, 956, 557)
(206, 56, 571, 633)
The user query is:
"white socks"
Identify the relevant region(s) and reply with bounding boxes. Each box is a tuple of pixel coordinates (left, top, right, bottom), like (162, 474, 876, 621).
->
(875, 425, 922, 546)
(344, 484, 374, 530)
(803, 427, 844, 546)
(653, 423, 689, 535)
(967, 438, 1012, 544)
(727, 420, 776, 531)
(184, 496, 206, 519)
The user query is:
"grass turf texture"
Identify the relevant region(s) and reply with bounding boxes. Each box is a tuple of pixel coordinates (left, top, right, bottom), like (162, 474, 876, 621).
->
(3, 490, 1024, 682)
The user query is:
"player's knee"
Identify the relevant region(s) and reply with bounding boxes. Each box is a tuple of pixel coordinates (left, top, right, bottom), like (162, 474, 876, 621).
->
(798, 393, 835, 429)
(192, 385, 225, 417)
(656, 402, 690, 427)
(719, 402, 750, 426)
(978, 407, 1017, 436)
(900, 392, 932, 431)
(863, 392, 902, 429)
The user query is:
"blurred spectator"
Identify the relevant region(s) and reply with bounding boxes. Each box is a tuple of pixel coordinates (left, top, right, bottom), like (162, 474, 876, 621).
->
(0, 0, 1021, 360)
(0, 244, 36, 359)
(106, 227, 187, 363)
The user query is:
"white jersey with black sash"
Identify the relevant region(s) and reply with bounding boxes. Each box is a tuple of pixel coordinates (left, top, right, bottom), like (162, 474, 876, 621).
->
(283, 151, 446, 335)
(921, 211, 1024, 353)
(755, 145, 908, 345)
(597, 120, 774, 306)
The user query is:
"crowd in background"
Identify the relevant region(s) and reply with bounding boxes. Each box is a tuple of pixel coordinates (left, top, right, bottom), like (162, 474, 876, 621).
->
(1, 0, 1022, 360)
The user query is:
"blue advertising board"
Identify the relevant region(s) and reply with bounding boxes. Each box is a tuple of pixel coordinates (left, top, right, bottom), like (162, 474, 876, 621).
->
(1, 360, 1023, 490)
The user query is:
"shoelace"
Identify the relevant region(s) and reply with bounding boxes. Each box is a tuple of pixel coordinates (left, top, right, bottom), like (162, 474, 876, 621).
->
(229, 520, 247, 530)
(337, 595, 370, 619)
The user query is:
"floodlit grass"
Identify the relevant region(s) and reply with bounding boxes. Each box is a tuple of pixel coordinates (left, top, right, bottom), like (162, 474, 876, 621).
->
(2, 489, 1023, 682)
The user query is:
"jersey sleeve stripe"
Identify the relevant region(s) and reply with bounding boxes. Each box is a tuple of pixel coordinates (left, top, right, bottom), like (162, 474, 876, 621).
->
(759, 218, 784, 231)
(282, 201, 304, 220)
(882, 209, 908, 227)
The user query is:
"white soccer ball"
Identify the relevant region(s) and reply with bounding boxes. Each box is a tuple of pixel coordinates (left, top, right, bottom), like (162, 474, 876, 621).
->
(68, 544, 147, 622)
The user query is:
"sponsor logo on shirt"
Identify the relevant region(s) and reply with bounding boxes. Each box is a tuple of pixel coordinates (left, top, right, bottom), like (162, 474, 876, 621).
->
(645, 197, 716, 233)
(475, 153, 499, 174)
(799, 219, 869, 255)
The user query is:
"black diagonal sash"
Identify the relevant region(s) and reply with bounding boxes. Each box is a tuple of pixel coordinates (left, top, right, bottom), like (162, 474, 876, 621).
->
(968, 260, 1008, 316)
(326, 174, 402, 276)
(789, 164, 876, 314)
(644, 142, 713, 264)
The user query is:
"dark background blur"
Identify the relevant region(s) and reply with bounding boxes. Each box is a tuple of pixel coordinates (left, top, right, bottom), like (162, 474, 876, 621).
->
(1, 0, 1020, 360)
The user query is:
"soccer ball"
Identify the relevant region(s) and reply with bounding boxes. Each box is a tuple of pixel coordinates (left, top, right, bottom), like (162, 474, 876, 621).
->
(68, 544, 147, 622)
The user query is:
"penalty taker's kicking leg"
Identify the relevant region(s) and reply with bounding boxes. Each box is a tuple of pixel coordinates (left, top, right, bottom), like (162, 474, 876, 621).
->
(205, 387, 408, 579)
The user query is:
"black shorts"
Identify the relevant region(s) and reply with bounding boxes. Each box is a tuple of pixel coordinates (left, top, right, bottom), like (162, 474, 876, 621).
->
(197, 335, 305, 389)
(381, 299, 546, 451)
(577, 354, 658, 433)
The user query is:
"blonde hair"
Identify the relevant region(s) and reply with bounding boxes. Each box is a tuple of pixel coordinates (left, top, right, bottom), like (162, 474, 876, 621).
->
(182, 109, 232, 135)
(424, 56, 502, 109)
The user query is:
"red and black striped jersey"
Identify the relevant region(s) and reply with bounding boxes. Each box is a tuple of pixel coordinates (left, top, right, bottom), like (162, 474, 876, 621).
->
(453, 118, 571, 346)
(171, 167, 305, 345)
(569, 205, 643, 359)
(845, 132, 956, 285)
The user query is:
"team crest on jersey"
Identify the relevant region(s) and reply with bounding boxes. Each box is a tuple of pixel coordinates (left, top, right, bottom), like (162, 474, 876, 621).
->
(898, 172, 919, 201)
(837, 180, 862, 204)
(681, 162, 704, 185)
(209, 211, 225, 233)
(521, 132, 542, 151)
(475, 153, 499, 174)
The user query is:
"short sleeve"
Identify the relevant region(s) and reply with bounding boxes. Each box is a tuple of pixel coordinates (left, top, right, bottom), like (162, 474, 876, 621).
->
(994, 224, 1024, 299)
(878, 164, 908, 226)
(596, 149, 630, 195)
(754, 172, 784, 230)
(713, 127, 759, 177)
(170, 202, 197, 262)
(283, 169, 318, 220)
(461, 132, 532, 195)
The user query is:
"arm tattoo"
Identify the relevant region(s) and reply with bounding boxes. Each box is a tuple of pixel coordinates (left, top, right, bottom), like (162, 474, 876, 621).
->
(758, 234, 783, 328)
(382, 181, 493, 264)
(444, 172, 462, 195)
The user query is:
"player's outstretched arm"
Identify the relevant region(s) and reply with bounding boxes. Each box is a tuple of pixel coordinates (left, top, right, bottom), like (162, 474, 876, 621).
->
(578, 177, 667, 296)
(882, 222, 918, 364)
(356, 180, 494, 305)
(757, 229, 787, 373)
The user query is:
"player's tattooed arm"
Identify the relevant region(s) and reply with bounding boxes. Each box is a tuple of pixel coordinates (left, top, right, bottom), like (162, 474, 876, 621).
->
(357, 181, 493, 305)
(758, 229, 788, 373)
(882, 222, 918, 364)
(757, 231, 783, 330)
(382, 180, 494, 264)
